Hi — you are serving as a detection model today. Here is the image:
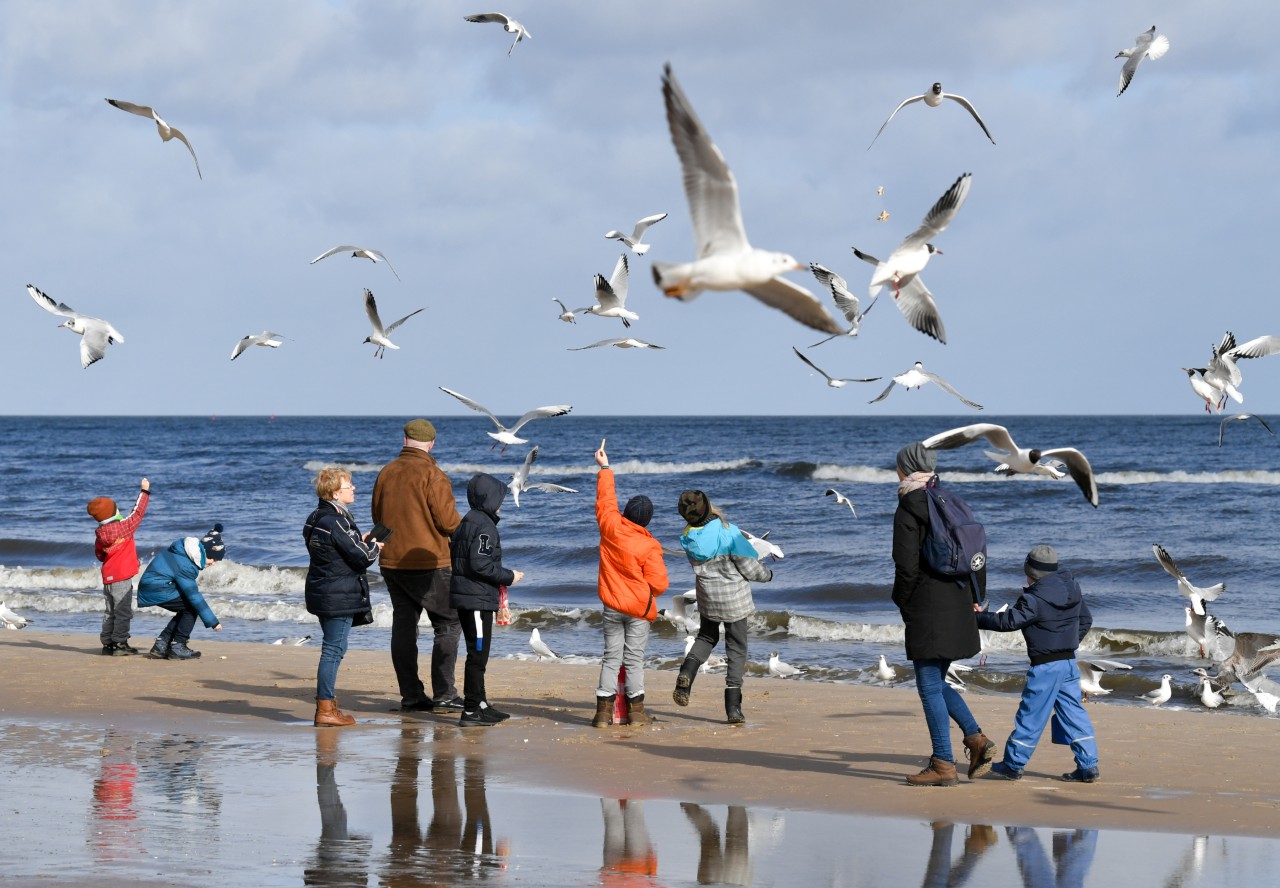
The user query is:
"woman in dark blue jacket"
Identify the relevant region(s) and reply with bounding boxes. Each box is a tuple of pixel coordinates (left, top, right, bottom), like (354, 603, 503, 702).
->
(304, 466, 381, 727)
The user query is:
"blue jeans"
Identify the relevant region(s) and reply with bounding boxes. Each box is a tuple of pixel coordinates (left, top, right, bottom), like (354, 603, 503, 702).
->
(1003, 659, 1099, 771)
(913, 659, 981, 761)
(597, 606, 651, 697)
(316, 615, 353, 701)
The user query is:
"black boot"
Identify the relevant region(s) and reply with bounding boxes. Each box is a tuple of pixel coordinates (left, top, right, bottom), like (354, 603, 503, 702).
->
(725, 687, 744, 725)
(147, 638, 171, 659)
(673, 657, 699, 707)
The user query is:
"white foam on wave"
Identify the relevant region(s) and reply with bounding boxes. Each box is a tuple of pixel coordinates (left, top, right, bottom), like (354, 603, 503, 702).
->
(437, 458, 760, 477)
(778, 614, 904, 644)
(810, 465, 898, 484)
(198, 562, 307, 596)
(1097, 470, 1280, 485)
(301, 460, 385, 474)
(0, 564, 101, 591)
(810, 465, 1280, 487)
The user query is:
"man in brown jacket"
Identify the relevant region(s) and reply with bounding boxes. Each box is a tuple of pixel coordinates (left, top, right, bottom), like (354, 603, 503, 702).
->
(371, 419, 464, 711)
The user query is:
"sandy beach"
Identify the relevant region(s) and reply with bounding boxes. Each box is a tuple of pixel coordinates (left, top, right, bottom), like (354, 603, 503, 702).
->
(3, 630, 1277, 842)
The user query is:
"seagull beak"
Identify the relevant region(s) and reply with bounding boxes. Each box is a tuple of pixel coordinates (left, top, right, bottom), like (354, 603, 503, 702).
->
(792, 262, 807, 271)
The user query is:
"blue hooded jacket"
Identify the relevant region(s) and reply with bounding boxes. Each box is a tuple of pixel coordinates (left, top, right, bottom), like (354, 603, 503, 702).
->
(679, 518, 758, 562)
(975, 568, 1092, 665)
(137, 538, 219, 628)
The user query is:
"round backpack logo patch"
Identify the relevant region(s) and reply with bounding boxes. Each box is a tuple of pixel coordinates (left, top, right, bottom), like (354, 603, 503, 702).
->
(970, 553, 986, 571)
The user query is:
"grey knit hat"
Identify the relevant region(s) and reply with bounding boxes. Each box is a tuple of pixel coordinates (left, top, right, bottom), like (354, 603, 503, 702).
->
(1024, 544, 1058, 580)
(895, 442, 937, 476)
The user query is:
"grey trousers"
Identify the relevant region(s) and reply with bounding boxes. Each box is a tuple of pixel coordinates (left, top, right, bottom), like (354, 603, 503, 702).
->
(596, 606, 651, 698)
(100, 580, 134, 645)
(688, 617, 749, 688)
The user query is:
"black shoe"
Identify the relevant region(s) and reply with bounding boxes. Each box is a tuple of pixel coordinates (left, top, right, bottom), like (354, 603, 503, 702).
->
(147, 640, 171, 659)
(101, 643, 116, 656)
(459, 707, 501, 728)
(165, 643, 202, 660)
(112, 642, 141, 657)
(398, 698, 436, 712)
(673, 657, 699, 707)
(481, 701, 510, 722)
(1061, 767, 1100, 783)
(433, 696, 466, 711)
(724, 687, 745, 725)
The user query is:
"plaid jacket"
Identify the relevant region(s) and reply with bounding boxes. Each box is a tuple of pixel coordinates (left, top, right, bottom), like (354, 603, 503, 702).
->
(94, 488, 149, 583)
(682, 520, 772, 623)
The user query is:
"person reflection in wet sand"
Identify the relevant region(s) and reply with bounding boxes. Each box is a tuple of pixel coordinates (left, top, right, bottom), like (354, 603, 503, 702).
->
(383, 730, 508, 884)
(600, 798, 658, 884)
(303, 730, 371, 886)
(682, 802, 751, 886)
(921, 821, 999, 887)
(1005, 827, 1097, 888)
(89, 729, 142, 863)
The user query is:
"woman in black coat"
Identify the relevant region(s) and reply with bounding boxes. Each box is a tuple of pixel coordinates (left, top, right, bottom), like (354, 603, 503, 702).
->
(304, 466, 381, 727)
(891, 442, 995, 786)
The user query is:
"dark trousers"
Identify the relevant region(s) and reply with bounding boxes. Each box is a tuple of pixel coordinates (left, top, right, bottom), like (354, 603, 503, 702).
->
(456, 608, 494, 711)
(156, 600, 198, 646)
(384, 568, 461, 704)
(688, 617, 750, 688)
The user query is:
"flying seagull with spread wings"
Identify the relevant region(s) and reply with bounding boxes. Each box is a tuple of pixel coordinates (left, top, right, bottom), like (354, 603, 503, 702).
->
(922, 422, 1098, 506)
(867, 83, 996, 149)
(362, 290, 423, 358)
(26, 283, 125, 369)
(105, 98, 202, 179)
(438, 386, 571, 450)
(310, 245, 401, 281)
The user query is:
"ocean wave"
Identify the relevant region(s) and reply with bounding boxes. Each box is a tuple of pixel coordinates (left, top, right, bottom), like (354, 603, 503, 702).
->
(301, 460, 386, 474)
(0, 562, 308, 598)
(788, 464, 1280, 487)
(0, 564, 101, 591)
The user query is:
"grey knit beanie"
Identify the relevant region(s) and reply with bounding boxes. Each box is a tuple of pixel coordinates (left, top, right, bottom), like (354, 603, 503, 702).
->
(1024, 544, 1058, 580)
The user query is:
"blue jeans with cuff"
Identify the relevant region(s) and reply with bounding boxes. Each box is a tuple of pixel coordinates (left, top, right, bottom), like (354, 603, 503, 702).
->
(316, 615, 354, 701)
(913, 658, 981, 762)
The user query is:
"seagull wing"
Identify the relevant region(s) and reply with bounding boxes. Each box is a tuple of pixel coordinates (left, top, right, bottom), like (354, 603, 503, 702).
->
(662, 65, 750, 258)
(465, 13, 511, 25)
(105, 98, 156, 119)
(384, 308, 425, 336)
(568, 339, 622, 350)
(510, 444, 537, 491)
(26, 284, 78, 319)
(632, 212, 668, 240)
(311, 245, 361, 264)
(923, 422, 1014, 453)
(1040, 447, 1099, 507)
(1118, 55, 1142, 96)
(525, 482, 578, 494)
(810, 263, 863, 323)
(166, 125, 202, 179)
(942, 93, 996, 145)
(1227, 335, 1280, 361)
(438, 386, 503, 430)
(366, 249, 402, 281)
(552, 298, 573, 315)
(901, 173, 972, 250)
(1152, 544, 1184, 580)
(867, 94, 925, 150)
(792, 346, 833, 383)
(363, 289, 385, 336)
(231, 335, 255, 361)
(921, 369, 983, 410)
(80, 325, 112, 368)
(892, 275, 947, 344)
(744, 278, 842, 334)
(508, 404, 572, 435)
(869, 378, 898, 404)
(608, 254, 629, 307)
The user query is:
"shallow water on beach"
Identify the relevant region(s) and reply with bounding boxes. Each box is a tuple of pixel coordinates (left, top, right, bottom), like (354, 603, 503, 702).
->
(1, 720, 1277, 887)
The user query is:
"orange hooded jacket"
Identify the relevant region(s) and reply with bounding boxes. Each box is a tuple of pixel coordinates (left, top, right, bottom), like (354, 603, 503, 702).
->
(596, 469, 668, 620)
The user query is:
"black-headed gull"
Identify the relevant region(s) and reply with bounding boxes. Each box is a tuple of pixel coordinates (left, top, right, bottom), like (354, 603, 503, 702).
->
(651, 65, 842, 336)
(1078, 659, 1131, 700)
(684, 633, 725, 672)
(945, 661, 971, 692)
(26, 284, 125, 369)
(1141, 674, 1173, 706)
(363, 289, 423, 359)
(105, 98, 202, 179)
(1204, 332, 1280, 410)
(1183, 368, 1221, 414)
(605, 213, 667, 255)
(852, 247, 946, 344)
(922, 423, 1098, 507)
(1195, 674, 1225, 709)
(1218, 413, 1274, 447)
(742, 530, 783, 561)
(867, 83, 995, 149)
(230, 331, 284, 361)
(767, 652, 802, 678)
(0, 602, 31, 629)
(866, 173, 971, 311)
(792, 347, 881, 389)
(271, 634, 313, 646)
(870, 362, 982, 411)
(806, 263, 878, 347)
(310, 245, 401, 281)
(875, 655, 896, 684)
(581, 254, 638, 327)
(823, 488, 857, 517)
(1153, 544, 1224, 618)
(529, 627, 557, 660)
(1116, 26, 1170, 97)
(551, 298, 577, 324)
(661, 590, 699, 635)
(507, 445, 578, 507)
(568, 338, 665, 351)
(464, 12, 530, 56)
(438, 386, 571, 451)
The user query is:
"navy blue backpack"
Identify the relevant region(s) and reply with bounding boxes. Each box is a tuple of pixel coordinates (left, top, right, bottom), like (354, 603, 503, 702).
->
(921, 478, 987, 596)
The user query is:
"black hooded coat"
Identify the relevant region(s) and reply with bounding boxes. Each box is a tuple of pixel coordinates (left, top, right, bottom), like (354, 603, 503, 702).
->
(449, 473, 516, 611)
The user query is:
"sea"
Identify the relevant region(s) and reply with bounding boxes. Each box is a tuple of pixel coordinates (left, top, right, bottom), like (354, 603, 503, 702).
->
(3, 414, 1278, 716)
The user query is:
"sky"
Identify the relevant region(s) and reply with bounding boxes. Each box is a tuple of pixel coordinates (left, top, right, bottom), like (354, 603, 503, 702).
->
(2, 0, 1277, 417)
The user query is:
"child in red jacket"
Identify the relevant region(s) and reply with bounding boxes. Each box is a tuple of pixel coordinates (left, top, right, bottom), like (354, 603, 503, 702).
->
(88, 477, 150, 656)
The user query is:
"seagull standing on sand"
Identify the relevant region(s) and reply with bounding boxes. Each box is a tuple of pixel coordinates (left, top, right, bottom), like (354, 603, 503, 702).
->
(806, 263, 878, 346)
(1142, 674, 1173, 706)
(569, 338, 665, 351)
(230, 331, 285, 361)
(1078, 659, 1132, 700)
(1116, 26, 1170, 96)
(26, 284, 125, 369)
(581, 255, 638, 327)
(922, 423, 1099, 507)
(792, 347, 882, 389)
(464, 12, 530, 55)
(1196, 675, 1225, 709)
(310, 245, 401, 281)
(362, 290, 424, 359)
(651, 65, 842, 335)
(529, 627, 557, 660)
(605, 213, 667, 255)
(870, 362, 983, 410)
(867, 83, 996, 149)
(0, 602, 31, 629)
(875, 655, 896, 684)
(552, 298, 577, 324)
(768, 652, 802, 678)
(271, 634, 313, 646)
(1152, 544, 1225, 618)
(1218, 413, 1274, 447)
(507, 445, 578, 508)
(823, 489, 857, 517)
(438, 387, 571, 451)
(105, 99, 202, 179)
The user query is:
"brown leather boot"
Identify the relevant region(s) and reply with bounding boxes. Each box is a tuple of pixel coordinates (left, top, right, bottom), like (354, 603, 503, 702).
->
(962, 732, 996, 779)
(625, 694, 651, 726)
(906, 756, 959, 787)
(314, 699, 355, 727)
(591, 696, 614, 728)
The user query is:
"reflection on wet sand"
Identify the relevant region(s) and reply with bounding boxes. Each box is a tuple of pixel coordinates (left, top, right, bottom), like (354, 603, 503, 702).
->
(89, 729, 142, 863)
(1006, 826, 1097, 888)
(600, 798, 658, 885)
(922, 821, 1000, 887)
(682, 802, 751, 886)
(304, 730, 371, 886)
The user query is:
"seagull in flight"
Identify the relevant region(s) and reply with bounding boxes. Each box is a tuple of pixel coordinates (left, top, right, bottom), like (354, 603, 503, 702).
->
(852, 246, 946, 343)
(569, 338, 665, 351)
(870, 362, 982, 411)
(529, 627, 557, 660)
(581, 254, 638, 327)
(767, 652, 802, 678)
(310, 245, 401, 281)
(507, 445, 578, 507)
(438, 386, 571, 450)
(230, 331, 285, 361)
(362, 289, 423, 358)
(1203, 332, 1280, 410)
(1219, 413, 1274, 447)
(605, 213, 667, 255)
(26, 284, 125, 369)
(867, 83, 996, 149)
(922, 423, 1098, 507)
(823, 488, 857, 517)
(551, 298, 577, 324)
(105, 99, 202, 179)
(660, 590, 700, 635)
(742, 530, 783, 561)
(1078, 659, 1132, 700)
(651, 65, 842, 335)
(1183, 368, 1222, 414)
(866, 173, 971, 317)
(806, 263, 878, 346)
(1116, 26, 1170, 97)
(792, 347, 881, 389)
(1153, 544, 1225, 617)
(464, 12, 531, 55)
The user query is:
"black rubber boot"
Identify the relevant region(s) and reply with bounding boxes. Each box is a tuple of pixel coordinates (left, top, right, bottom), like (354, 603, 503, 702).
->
(673, 657, 699, 707)
(725, 687, 744, 725)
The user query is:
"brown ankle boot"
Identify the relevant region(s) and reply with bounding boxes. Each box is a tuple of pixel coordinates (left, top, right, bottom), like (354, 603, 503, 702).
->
(591, 696, 614, 728)
(626, 694, 651, 726)
(906, 756, 959, 787)
(962, 732, 996, 779)
(315, 699, 355, 727)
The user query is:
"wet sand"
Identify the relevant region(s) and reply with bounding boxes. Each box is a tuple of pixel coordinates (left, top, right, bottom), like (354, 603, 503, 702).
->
(3, 630, 1279, 840)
